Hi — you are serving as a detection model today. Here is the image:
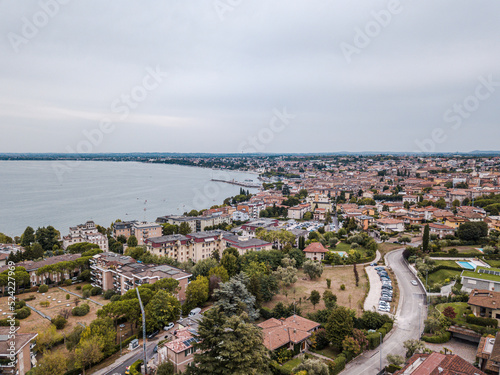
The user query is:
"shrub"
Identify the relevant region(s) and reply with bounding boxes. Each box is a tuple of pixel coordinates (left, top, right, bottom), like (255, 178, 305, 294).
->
(14, 300, 26, 309)
(40, 301, 50, 308)
(421, 331, 451, 343)
(340, 284, 346, 291)
(328, 354, 346, 375)
(22, 295, 36, 302)
(260, 307, 273, 320)
(326, 278, 331, 289)
(366, 332, 381, 349)
(110, 295, 121, 302)
(311, 328, 329, 350)
(103, 290, 116, 300)
(75, 285, 82, 290)
(0, 318, 20, 326)
(466, 315, 498, 327)
(386, 364, 402, 373)
(82, 290, 91, 299)
(52, 315, 67, 330)
(82, 284, 92, 292)
(72, 303, 90, 316)
(30, 286, 39, 293)
(16, 306, 31, 319)
(66, 294, 70, 300)
(64, 279, 72, 286)
(39, 284, 49, 293)
(90, 286, 102, 296)
(129, 360, 143, 375)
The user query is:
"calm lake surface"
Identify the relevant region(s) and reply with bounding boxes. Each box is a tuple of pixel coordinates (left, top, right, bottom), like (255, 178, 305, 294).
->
(0, 161, 259, 237)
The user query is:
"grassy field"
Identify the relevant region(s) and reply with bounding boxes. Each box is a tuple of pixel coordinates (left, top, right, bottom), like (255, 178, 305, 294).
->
(311, 346, 340, 359)
(263, 265, 369, 316)
(433, 260, 461, 268)
(378, 242, 402, 257)
(484, 259, 500, 268)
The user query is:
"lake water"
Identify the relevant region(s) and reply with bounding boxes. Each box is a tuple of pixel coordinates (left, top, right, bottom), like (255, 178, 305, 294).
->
(0, 161, 259, 237)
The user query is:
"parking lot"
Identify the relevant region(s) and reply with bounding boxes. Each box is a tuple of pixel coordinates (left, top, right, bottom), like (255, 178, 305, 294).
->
(364, 264, 393, 314)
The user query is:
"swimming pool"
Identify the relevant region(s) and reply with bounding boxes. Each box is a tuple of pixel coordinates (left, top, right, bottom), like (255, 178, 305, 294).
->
(335, 251, 347, 258)
(457, 261, 475, 270)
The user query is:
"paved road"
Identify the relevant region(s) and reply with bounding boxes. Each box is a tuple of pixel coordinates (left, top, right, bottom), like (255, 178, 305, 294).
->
(342, 248, 427, 374)
(98, 339, 157, 375)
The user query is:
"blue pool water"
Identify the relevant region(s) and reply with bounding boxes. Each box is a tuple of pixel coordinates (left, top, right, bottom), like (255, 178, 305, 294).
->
(457, 261, 475, 270)
(335, 251, 347, 258)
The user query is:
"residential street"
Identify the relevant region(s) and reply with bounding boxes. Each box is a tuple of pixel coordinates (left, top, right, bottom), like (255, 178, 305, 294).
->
(342, 247, 427, 374)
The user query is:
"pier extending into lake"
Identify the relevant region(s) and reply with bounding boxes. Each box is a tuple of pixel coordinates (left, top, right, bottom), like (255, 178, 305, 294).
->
(211, 178, 261, 188)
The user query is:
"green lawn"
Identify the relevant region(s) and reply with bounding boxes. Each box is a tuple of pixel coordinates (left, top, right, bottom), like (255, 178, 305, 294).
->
(311, 346, 339, 359)
(330, 242, 351, 252)
(281, 357, 302, 371)
(443, 246, 481, 254)
(433, 260, 461, 268)
(484, 259, 500, 268)
(436, 302, 469, 324)
(423, 269, 462, 288)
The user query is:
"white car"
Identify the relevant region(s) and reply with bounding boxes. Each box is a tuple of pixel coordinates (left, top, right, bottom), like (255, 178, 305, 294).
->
(163, 322, 175, 331)
(411, 280, 418, 286)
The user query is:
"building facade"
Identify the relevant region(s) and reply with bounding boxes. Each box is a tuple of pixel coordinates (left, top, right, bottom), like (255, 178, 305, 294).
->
(62, 220, 108, 251)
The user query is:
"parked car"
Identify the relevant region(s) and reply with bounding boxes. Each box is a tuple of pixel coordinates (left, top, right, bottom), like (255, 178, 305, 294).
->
(164, 322, 175, 331)
(189, 308, 202, 317)
(147, 330, 159, 339)
(411, 280, 418, 286)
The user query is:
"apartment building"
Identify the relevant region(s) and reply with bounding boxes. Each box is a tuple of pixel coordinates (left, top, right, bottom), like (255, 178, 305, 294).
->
(0, 328, 37, 375)
(223, 234, 273, 256)
(426, 223, 456, 239)
(89, 252, 191, 301)
(62, 220, 108, 251)
(0, 254, 82, 287)
(156, 214, 231, 232)
(240, 219, 279, 237)
(236, 202, 266, 219)
(112, 221, 162, 246)
(375, 218, 405, 232)
(287, 204, 312, 220)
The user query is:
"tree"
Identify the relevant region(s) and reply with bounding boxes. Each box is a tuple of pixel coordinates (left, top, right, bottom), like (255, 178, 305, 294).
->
(214, 273, 259, 320)
(342, 336, 361, 356)
(422, 224, 430, 252)
(457, 222, 488, 242)
(309, 290, 320, 309)
(179, 222, 192, 235)
(386, 354, 405, 367)
(323, 290, 337, 309)
(292, 359, 329, 375)
(79, 318, 116, 357)
(190, 307, 270, 375)
(442, 306, 456, 319)
(403, 339, 425, 358)
(20, 226, 35, 247)
(303, 259, 324, 280)
(145, 290, 181, 332)
(156, 361, 175, 375)
(325, 306, 355, 349)
(35, 226, 60, 251)
(221, 253, 239, 277)
(185, 276, 209, 312)
(273, 257, 298, 294)
(303, 211, 313, 221)
(260, 273, 280, 302)
(191, 258, 219, 278)
(399, 236, 411, 245)
(126, 235, 138, 247)
(209, 266, 229, 282)
(32, 350, 68, 375)
(75, 336, 104, 374)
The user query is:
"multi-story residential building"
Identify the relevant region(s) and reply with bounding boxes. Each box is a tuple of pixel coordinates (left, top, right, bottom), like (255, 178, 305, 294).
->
(112, 221, 162, 246)
(303, 242, 328, 261)
(62, 220, 108, 251)
(146, 231, 225, 263)
(236, 202, 266, 219)
(156, 214, 231, 232)
(223, 234, 273, 256)
(287, 204, 312, 220)
(306, 193, 332, 211)
(0, 327, 37, 375)
(426, 223, 455, 238)
(375, 218, 405, 232)
(0, 254, 82, 287)
(240, 219, 279, 237)
(158, 327, 200, 373)
(89, 252, 191, 301)
(232, 210, 250, 222)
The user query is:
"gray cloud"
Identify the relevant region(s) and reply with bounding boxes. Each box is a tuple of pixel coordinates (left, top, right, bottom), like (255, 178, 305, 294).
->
(1, 0, 499, 153)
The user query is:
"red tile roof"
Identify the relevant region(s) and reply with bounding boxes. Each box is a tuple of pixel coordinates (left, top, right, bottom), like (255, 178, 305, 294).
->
(303, 242, 328, 253)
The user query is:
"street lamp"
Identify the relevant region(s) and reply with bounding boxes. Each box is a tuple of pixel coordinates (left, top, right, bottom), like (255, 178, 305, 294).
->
(136, 287, 148, 375)
(119, 327, 123, 356)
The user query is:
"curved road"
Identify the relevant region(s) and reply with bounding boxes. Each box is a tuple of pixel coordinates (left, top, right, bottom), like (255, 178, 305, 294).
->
(342, 248, 427, 374)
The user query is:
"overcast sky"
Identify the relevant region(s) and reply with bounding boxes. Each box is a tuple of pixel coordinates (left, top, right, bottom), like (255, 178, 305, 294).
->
(1, 1, 499, 154)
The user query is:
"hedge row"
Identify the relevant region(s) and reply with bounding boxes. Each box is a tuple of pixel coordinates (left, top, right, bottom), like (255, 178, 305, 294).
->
(421, 331, 451, 343)
(328, 354, 346, 375)
(270, 361, 291, 375)
(129, 360, 143, 375)
(430, 264, 463, 273)
(430, 252, 479, 258)
(466, 315, 498, 327)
